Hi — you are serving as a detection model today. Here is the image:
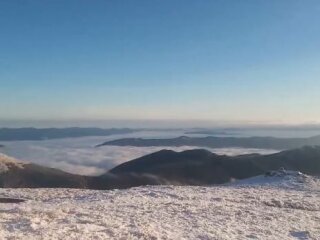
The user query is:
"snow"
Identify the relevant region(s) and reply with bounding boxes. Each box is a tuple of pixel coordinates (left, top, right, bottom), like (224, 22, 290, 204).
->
(0, 173, 319, 239)
(0, 153, 25, 173)
(230, 170, 320, 190)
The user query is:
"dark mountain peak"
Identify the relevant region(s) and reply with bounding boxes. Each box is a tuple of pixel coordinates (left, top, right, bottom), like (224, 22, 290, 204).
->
(177, 136, 191, 140)
(146, 148, 215, 159)
(142, 148, 215, 159)
(148, 149, 177, 156)
(180, 149, 215, 157)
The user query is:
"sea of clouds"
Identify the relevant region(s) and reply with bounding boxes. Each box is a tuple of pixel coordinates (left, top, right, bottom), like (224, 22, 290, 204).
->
(0, 130, 279, 176)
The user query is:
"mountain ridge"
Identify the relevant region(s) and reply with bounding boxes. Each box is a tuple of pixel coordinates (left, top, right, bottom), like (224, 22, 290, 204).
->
(96, 135, 320, 150)
(0, 127, 139, 141)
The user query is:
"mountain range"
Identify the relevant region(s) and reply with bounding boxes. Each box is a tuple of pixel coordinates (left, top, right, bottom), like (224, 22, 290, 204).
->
(0, 127, 138, 141)
(1, 145, 320, 188)
(96, 135, 320, 150)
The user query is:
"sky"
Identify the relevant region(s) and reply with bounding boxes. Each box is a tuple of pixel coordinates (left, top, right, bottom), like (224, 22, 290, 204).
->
(1, 0, 320, 127)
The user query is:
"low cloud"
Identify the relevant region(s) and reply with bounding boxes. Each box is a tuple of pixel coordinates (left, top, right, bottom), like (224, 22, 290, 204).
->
(0, 132, 279, 176)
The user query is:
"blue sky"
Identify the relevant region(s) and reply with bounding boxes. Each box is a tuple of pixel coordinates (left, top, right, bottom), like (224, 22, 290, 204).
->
(1, 0, 320, 125)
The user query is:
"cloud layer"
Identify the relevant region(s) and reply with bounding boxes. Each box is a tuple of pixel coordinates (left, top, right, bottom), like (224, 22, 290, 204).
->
(0, 131, 279, 176)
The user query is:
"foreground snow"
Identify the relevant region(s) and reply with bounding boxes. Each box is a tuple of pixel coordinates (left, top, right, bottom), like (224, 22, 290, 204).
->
(0, 173, 319, 240)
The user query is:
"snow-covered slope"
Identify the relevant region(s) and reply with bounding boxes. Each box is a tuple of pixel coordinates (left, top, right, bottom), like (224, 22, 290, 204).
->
(0, 153, 25, 173)
(230, 169, 320, 191)
(0, 172, 319, 239)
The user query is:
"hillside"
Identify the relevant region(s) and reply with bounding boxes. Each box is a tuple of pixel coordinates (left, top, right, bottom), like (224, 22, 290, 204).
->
(110, 146, 320, 184)
(0, 154, 165, 189)
(0, 171, 319, 239)
(97, 135, 320, 150)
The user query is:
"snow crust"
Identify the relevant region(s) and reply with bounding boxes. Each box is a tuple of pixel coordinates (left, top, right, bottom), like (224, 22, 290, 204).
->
(0, 174, 319, 240)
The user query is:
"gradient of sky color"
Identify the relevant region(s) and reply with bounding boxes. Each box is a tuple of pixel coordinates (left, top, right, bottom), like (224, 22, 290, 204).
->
(1, 0, 320, 125)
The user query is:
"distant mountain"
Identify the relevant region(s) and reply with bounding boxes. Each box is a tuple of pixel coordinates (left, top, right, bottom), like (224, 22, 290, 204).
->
(184, 130, 231, 135)
(109, 146, 320, 185)
(0, 127, 139, 141)
(97, 135, 320, 150)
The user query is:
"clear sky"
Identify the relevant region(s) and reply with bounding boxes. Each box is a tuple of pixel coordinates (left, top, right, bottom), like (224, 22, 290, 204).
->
(1, 0, 320, 126)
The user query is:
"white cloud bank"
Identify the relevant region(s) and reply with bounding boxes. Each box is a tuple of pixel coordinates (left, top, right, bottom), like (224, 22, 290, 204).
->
(0, 131, 279, 176)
